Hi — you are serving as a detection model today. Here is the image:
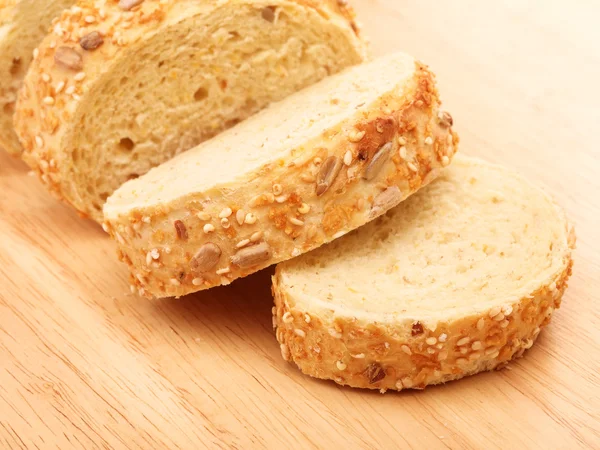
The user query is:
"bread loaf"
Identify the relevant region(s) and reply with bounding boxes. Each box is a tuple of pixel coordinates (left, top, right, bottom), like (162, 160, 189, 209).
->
(103, 52, 458, 298)
(273, 155, 575, 391)
(14, 0, 366, 222)
(0, 0, 76, 155)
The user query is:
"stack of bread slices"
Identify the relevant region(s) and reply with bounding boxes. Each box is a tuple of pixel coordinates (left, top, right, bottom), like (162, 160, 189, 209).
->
(2, 0, 575, 392)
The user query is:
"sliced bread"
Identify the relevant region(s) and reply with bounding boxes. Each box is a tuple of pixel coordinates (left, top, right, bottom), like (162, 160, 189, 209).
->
(13, 0, 366, 222)
(272, 155, 575, 391)
(0, 0, 76, 155)
(103, 52, 458, 298)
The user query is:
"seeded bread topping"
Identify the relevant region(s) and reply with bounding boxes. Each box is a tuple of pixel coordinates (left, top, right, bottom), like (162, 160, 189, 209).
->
(0, 0, 77, 156)
(14, 0, 366, 222)
(103, 53, 458, 298)
(273, 156, 575, 392)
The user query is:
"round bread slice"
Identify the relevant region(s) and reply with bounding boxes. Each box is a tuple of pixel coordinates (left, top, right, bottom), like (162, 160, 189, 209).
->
(272, 155, 575, 392)
(13, 0, 366, 222)
(103, 52, 458, 298)
(0, 0, 76, 155)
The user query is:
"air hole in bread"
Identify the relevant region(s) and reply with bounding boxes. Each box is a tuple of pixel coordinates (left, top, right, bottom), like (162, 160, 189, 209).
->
(118, 137, 135, 151)
(158, 60, 165, 68)
(3, 102, 14, 114)
(9, 58, 22, 76)
(99, 192, 109, 201)
(194, 87, 208, 101)
(127, 174, 139, 181)
(229, 31, 242, 42)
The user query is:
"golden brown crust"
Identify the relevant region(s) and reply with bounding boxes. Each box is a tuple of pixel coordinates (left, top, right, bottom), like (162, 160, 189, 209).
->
(272, 222, 575, 392)
(103, 62, 458, 298)
(13, 0, 366, 220)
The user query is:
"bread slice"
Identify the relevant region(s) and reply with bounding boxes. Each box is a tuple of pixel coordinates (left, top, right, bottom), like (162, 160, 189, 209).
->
(13, 0, 366, 222)
(272, 155, 575, 391)
(103, 52, 458, 299)
(0, 0, 76, 155)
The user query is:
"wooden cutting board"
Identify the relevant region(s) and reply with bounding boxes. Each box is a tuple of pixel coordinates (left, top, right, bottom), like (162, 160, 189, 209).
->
(1, 1, 598, 448)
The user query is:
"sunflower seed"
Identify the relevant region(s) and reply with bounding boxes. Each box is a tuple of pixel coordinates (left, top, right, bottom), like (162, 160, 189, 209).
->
(316, 156, 342, 196)
(191, 243, 222, 272)
(370, 186, 402, 218)
(54, 47, 83, 71)
(363, 142, 392, 181)
(80, 31, 104, 51)
(231, 242, 271, 268)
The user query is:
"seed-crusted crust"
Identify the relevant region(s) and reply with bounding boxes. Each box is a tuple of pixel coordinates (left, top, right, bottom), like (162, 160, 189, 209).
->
(13, 0, 365, 220)
(0, 0, 77, 156)
(102, 62, 459, 298)
(272, 209, 576, 392)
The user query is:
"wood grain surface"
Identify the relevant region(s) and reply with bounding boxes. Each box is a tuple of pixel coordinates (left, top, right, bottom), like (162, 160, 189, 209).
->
(1, 1, 599, 448)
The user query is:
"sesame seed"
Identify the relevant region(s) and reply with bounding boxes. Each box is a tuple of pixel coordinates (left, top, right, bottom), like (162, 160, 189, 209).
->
(477, 318, 485, 330)
(291, 248, 301, 257)
(348, 129, 366, 143)
(313, 157, 322, 165)
(336, 361, 347, 370)
(304, 314, 311, 323)
(250, 231, 263, 242)
(500, 320, 509, 328)
(427, 348, 435, 354)
(352, 353, 365, 359)
(35, 136, 44, 148)
(41, 73, 51, 83)
(43, 96, 55, 105)
(33, 48, 39, 60)
(343, 150, 353, 166)
(129, 284, 136, 294)
(236, 239, 250, 248)
(289, 217, 304, 226)
(72, 93, 81, 101)
(216, 267, 230, 275)
(220, 218, 230, 228)
(197, 211, 211, 221)
(457, 337, 470, 346)
(282, 312, 293, 323)
(438, 351, 448, 361)
(65, 85, 76, 95)
(203, 224, 215, 234)
(384, 342, 390, 349)
(489, 306, 502, 318)
(272, 184, 283, 196)
(295, 204, 311, 216)
(456, 358, 468, 365)
(408, 162, 418, 172)
(493, 313, 505, 322)
(399, 146, 407, 160)
(244, 213, 257, 224)
(426, 337, 437, 345)
(170, 278, 181, 286)
(502, 305, 513, 316)
(471, 341, 482, 350)
(236, 209, 245, 225)
(398, 136, 407, 145)
(142, 216, 151, 224)
(275, 195, 288, 203)
(460, 347, 468, 354)
(294, 329, 306, 338)
(425, 136, 433, 145)
(101, 223, 109, 233)
(192, 278, 203, 286)
(438, 333, 448, 342)
(441, 155, 450, 167)
(55, 81, 65, 93)
(84, 15, 96, 23)
(401, 345, 412, 355)
(74, 72, 86, 81)
(469, 352, 481, 361)
(219, 207, 232, 218)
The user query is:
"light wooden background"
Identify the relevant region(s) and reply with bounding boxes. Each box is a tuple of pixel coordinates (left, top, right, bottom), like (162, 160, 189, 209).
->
(1, 1, 599, 448)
